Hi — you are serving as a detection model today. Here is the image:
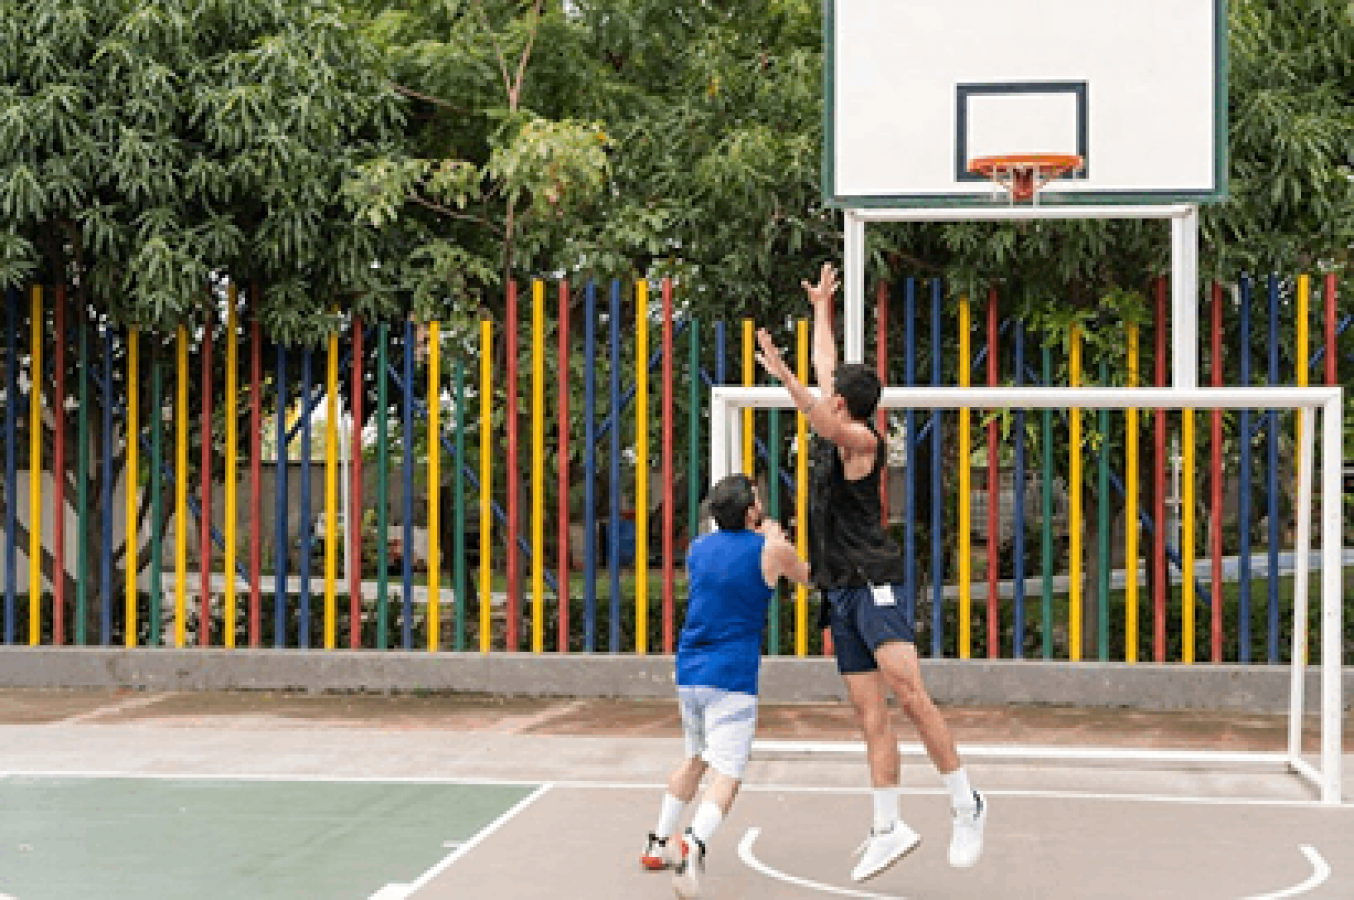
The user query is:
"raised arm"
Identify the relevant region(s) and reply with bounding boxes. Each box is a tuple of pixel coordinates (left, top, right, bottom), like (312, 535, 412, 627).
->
(755, 327, 877, 455)
(805, 262, 839, 391)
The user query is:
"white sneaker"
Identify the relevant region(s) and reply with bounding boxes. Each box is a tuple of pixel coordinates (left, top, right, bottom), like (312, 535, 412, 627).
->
(640, 832, 683, 871)
(948, 790, 987, 868)
(850, 821, 922, 883)
(671, 830, 705, 898)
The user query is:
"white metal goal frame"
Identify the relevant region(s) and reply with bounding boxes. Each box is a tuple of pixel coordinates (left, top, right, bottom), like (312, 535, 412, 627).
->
(713, 384, 1345, 805)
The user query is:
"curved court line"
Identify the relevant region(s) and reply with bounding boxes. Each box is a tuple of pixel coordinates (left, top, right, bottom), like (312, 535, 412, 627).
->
(738, 827, 908, 900)
(1245, 846, 1329, 900)
(368, 782, 553, 900)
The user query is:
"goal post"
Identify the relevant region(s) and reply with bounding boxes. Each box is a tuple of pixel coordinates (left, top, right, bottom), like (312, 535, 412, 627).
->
(713, 384, 1344, 805)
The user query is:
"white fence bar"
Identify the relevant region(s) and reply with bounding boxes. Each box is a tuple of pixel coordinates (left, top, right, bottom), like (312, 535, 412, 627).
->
(712, 385, 1340, 411)
(1320, 396, 1343, 804)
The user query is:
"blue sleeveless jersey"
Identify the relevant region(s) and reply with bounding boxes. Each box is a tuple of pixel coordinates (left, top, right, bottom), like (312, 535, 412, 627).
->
(676, 530, 774, 695)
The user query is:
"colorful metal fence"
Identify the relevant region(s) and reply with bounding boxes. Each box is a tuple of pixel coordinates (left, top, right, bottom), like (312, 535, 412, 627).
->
(0, 275, 1348, 662)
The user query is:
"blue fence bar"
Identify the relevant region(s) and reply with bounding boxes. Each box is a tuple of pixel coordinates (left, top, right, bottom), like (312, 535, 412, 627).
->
(299, 348, 313, 648)
(608, 280, 622, 653)
(1238, 275, 1252, 662)
(4, 289, 16, 644)
(274, 342, 288, 648)
(1266, 274, 1280, 663)
(903, 278, 917, 628)
(930, 279, 945, 657)
(585, 281, 597, 652)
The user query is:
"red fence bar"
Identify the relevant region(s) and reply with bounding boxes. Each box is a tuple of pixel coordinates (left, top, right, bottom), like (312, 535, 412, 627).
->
(987, 287, 999, 659)
(349, 318, 364, 649)
(557, 281, 571, 653)
(199, 321, 213, 647)
(1153, 277, 1167, 662)
(506, 281, 520, 652)
(1210, 282, 1224, 664)
(53, 286, 66, 645)
(662, 278, 675, 653)
(249, 302, 262, 647)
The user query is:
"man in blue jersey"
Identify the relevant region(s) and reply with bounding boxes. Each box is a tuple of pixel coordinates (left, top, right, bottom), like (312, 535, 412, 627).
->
(752, 262, 987, 884)
(639, 473, 810, 899)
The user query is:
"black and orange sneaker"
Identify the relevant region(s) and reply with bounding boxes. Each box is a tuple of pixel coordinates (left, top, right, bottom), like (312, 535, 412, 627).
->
(672, 830, 705, 898)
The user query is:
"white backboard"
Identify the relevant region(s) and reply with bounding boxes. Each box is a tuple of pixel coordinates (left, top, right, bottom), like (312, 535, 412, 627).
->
(825, 0, 1228, 207)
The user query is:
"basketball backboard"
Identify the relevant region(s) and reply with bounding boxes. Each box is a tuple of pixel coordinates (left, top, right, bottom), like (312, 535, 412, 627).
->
(824, 0, 1228, 208)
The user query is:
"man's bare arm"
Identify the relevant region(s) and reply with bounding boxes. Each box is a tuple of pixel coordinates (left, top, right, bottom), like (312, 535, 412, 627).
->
(805, 263, 839, 390)
(755, 328, 877, 455)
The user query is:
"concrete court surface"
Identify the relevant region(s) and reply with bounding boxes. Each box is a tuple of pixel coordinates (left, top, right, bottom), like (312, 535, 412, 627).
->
(0, 689, 1347, 899)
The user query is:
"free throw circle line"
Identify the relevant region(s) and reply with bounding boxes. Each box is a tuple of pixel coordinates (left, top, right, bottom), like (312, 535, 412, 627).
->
(1245, 846, 1330, 900)
(738, 827, 909, 899)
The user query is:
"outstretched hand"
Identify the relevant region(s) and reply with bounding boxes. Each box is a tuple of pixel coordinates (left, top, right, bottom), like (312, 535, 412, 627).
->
(754, 328, 790, 381)
(801, 262, 839, 308)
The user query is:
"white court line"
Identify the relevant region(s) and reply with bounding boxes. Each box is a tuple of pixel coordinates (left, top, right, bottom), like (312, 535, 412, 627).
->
(738, 827, 906, 899)
(368, 783, 552, 900)
(0, 770, 1348, 809)
(1246, 846, 1330, 900)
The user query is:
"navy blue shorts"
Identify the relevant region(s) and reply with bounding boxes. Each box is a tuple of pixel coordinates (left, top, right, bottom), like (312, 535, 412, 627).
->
(823, 584, 917, 674)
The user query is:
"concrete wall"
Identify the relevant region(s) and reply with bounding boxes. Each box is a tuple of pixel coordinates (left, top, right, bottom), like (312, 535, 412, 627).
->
(0, 648, 1348, 714)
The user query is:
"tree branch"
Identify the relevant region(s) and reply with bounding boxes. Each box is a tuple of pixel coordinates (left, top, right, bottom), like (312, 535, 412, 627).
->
(511, 0, 546, 109)
(408, 195, 506, 237)
(390, 82, 467, 113)
(472, 0, 516, 104)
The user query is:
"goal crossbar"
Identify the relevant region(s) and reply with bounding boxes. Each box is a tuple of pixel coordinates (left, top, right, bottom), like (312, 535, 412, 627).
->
(712, 385, 1344, 805)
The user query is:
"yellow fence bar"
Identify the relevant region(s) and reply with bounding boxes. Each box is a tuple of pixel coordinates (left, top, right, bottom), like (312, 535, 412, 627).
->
(427, 321, 441, 652)
(28, 286, 41, 644)
(958, 297, 971, 658)
(1069, 325, 1083, 661)
(1181, 409, 1195, 663)
(479, 320, 492, 652)
(795, 320, 809, 657)
(742, 319, 753, 476)
(125, 329, 139, 647)
(635, 282, 649, 655)
(175, 326, 188, 647)
(533, 281, 546, 653)
(224, 288, 238, 648)
(324, 329, 338, 650)
(1125, 324, 1139, 663)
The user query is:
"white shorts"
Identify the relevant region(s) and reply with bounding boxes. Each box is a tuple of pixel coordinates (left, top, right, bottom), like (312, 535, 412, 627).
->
(677, 686, 758, 780)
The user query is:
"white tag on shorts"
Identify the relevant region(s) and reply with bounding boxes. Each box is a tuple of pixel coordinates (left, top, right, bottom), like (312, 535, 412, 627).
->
(871, 584, 895, 607)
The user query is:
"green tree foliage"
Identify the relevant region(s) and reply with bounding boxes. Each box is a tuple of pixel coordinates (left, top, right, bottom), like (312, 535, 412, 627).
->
(0, 0, 403, 342)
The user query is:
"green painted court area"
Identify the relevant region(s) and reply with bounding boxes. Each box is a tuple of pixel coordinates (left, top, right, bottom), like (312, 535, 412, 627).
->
(0, 777, 534, 900)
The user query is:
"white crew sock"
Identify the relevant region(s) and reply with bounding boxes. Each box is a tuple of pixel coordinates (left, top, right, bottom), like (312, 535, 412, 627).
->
(872, 786, 900, 832)
(688, 801, 724, 846)
(943, 768, 978, 812)
(655, 792, 685, 839)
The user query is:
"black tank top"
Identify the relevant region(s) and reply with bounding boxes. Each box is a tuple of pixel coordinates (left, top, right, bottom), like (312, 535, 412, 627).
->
(809, 426, 908, 589)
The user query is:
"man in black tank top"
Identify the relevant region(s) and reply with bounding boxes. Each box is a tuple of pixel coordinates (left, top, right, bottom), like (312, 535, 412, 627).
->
(755, 263, 988, 884)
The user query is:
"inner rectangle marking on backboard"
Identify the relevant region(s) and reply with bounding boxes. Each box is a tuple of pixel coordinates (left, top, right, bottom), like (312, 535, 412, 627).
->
(955, 82, 1089, 183)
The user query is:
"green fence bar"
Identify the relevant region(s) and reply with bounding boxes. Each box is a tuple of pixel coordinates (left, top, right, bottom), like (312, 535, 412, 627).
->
(76, 312, 89, 646)
(454, 358, 467, 652)
(1041, 343, 1053, 660)
(1098, 359, 1110, 661)
(150, 347, 164, 646)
